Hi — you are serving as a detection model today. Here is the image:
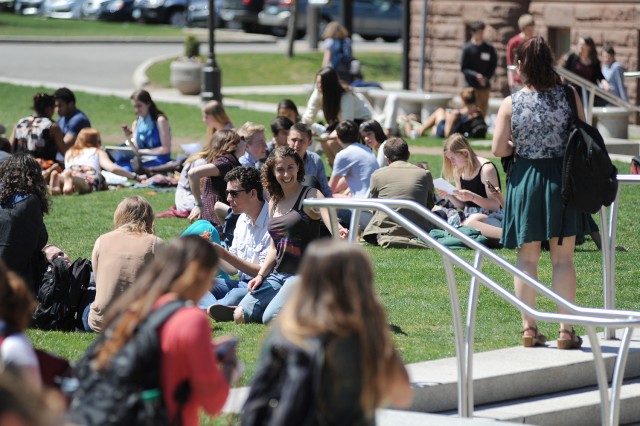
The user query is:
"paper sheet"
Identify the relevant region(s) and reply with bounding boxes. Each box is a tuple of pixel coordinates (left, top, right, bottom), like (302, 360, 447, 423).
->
(433, 178, 456, 195)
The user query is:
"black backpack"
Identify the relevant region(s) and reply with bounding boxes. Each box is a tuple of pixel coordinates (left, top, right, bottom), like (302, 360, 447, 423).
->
(68, 299, 190, 426)
(241, 334, 326, 426)
(454, 113, 488, 139)
(559, 85, 618, 244)
(32, 257, 92, 331)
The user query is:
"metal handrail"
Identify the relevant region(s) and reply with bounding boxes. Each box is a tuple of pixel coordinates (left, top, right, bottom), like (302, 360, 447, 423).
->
(305, 197, 640, 426)
(554, 67, 640, 125)
(601, 175, 640, 339)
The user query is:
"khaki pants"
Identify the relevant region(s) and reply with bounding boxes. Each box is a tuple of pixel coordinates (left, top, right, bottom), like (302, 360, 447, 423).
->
(474, 88, 490, 118)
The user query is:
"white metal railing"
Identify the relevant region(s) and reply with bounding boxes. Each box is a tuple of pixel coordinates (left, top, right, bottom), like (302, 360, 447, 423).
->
(600, 175, 640, 339)
(554, 67, 640, 125)
(305, 196, 640, 426)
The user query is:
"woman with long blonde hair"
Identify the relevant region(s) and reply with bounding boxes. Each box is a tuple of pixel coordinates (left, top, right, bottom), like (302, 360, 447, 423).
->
(202, 100, 234, 140)
(243, 240, 412, 423)
(187, 130, 246, 229)
(437, 133, 503, 240)
(83, 196, 162, 333)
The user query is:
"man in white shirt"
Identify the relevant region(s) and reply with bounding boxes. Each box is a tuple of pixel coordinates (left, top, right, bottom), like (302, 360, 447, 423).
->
(201, 167, 270, 318)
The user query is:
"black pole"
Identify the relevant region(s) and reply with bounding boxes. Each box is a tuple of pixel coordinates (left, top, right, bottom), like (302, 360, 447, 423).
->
(341, 0, 353, 36)
(401, 0, 410, 90)
(201, 0, 221, 101)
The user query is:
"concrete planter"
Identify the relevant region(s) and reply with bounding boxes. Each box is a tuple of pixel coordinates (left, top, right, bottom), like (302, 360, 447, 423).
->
(170, 60, 203, 96)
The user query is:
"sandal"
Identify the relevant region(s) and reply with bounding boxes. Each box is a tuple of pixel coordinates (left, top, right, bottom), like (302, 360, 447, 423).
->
(557, 329, 583, 350)
(207, 304, 236, 322)
(521, 326, 547, 347)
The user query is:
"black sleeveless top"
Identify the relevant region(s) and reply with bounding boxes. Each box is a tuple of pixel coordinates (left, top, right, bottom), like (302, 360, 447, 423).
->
(460, 162, 500, 208)
(268, 186, 320, 275)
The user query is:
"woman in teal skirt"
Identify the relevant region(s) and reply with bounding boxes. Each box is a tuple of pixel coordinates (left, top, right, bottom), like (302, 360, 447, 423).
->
(492, 36, 586, 350)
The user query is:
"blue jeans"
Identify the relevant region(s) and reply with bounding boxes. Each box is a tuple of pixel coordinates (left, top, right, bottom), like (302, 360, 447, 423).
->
(262, 276, 298, 324)
(197, 278, 248, 308)
(238, 272, 291, 323)
(82, 304, 95, 333)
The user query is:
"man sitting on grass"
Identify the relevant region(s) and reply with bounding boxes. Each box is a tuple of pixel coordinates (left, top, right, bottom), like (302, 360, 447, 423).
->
(202, 166, 271, 321)
(362, 137, 435, 248)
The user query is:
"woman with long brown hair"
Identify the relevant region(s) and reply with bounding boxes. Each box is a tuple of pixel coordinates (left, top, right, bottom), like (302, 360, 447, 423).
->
(243, 240, 412, 424)
(187, 129, 246, 229)
(72, 235, 237, 426)
(302, 67, 373, 165)
(493, 36, 587, 349)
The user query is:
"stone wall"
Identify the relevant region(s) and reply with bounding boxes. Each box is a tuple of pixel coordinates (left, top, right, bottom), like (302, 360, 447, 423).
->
(410, 0, 639, 107)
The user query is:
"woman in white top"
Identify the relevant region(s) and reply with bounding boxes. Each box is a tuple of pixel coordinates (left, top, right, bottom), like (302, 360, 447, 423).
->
(359, 120, 388, 168)
(302, 67, 373, 165)
(0, 259, 41, 391)
(56, 128, 143, 195)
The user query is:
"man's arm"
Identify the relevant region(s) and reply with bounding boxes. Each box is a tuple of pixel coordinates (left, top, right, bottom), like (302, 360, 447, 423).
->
(214, 245, 261, 278)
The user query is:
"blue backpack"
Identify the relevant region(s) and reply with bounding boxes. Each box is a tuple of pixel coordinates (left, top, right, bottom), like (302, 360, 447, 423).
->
(330, 39, 353, 82)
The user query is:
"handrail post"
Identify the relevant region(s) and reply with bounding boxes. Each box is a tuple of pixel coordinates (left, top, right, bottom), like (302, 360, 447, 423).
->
(464, 251, 484, 417)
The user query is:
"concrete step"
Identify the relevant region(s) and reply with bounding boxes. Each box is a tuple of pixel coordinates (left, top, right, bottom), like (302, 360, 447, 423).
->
(407, 330, 640, 413)
(461, 377, 640, 426)
(604, 138, 640, 157)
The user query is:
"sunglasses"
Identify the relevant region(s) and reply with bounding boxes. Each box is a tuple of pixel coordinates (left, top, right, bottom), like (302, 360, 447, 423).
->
(226, 189, 248, 198)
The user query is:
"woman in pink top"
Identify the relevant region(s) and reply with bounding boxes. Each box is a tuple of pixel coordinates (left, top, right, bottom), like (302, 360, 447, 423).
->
(89, 235, 237, 425)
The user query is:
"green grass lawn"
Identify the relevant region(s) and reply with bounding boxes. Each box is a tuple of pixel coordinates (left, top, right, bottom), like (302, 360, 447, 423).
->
(0, 83, 274, 147)
(0, 13, 188, 37)
(146, 52, 401, 88)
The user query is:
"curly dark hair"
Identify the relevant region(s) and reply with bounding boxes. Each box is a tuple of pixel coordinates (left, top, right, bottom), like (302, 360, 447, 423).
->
(517, 36, 561, 90)
(261, 146, 305, 206)
(225, 166, 264, 202)
(0, 153, 50, 214)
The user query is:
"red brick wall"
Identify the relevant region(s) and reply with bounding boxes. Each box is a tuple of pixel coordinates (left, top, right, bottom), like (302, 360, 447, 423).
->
(410, 0, 638, 106)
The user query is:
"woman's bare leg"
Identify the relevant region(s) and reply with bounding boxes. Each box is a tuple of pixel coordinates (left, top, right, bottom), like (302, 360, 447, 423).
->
(548, 236, 577, 338)
(515, 242, 541, 335)
(62, 170, 74, 195)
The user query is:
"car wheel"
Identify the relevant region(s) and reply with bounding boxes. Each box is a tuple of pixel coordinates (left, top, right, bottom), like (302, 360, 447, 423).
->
(168, 9, 185, 26)
(382, 36, 400, 43)
(360, 35, 377, 41)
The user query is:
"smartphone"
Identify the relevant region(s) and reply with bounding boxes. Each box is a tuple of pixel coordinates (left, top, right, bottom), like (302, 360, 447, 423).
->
(216, 337, 238, 360)
(486, 180, 498, 193)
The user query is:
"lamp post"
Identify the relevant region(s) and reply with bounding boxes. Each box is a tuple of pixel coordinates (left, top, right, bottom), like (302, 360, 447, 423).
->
(201, 0, 221, 101)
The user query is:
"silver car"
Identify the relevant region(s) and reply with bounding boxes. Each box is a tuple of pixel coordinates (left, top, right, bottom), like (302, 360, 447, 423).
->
(40, 0, 84, 18)
(14, 0, 43, 14)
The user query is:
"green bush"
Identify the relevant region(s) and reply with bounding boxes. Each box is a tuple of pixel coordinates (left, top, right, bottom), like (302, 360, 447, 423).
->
(184, 35, 200, 59)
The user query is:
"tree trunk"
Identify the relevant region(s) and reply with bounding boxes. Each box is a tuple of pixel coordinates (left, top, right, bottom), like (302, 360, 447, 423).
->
(286, 0, 298, 57)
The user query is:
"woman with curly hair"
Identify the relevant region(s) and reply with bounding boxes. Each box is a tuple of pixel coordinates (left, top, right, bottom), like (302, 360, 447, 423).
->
(243, 240, 412, 424)
(187, 130, 246, 230)
(208, 147, 347, 324)
(0, 153, 49, 293)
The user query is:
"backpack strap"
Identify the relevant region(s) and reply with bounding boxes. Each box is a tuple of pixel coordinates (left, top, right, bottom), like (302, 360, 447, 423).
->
(563, 85, 579, 122)
(559, 84, 578, 247)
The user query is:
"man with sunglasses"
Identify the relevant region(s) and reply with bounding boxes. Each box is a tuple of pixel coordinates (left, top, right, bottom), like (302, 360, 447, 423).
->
(203, 167, 271, 321)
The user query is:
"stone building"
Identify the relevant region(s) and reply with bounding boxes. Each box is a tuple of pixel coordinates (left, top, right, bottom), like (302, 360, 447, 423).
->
(409, 0, 639, 105)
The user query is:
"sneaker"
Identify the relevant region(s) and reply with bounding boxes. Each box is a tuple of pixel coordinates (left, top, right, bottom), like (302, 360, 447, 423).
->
(207, 304, 236, 322)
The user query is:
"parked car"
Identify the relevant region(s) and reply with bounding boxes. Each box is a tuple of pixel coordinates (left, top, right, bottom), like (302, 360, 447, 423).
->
(14, 0, 42, 14)
(0, 0, 15, 11)
(40, 0, 84, 18)
(218, 0, 264, 32)
(95, 0, 134, 19)
(258, 0, 401, 42)
(132, 0, 186, 25)
(186, 0, 222, 28)
(80, 0, 107, 17)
